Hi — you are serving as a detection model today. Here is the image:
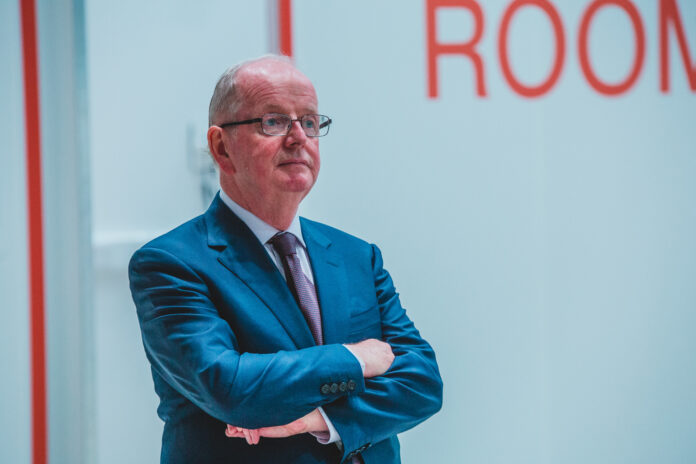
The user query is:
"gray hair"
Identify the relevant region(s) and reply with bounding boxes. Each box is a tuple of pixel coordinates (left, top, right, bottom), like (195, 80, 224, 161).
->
(208, 54, 293, 127)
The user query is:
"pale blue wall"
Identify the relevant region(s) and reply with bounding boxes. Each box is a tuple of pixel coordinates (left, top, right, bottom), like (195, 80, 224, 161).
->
(2, 1, 94, 462)
(0, 1, 31, 462)
(293, 1, 696, 463)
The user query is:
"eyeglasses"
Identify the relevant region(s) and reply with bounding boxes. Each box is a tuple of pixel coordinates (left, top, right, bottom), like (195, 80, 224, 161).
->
(219, 113, 332, 137)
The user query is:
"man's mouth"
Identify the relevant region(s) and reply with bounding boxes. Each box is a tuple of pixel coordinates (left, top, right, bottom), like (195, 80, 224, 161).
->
(278, 160, 308, 167)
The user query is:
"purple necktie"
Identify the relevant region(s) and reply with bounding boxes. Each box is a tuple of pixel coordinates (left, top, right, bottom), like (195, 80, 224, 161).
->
(269, 232, 324, 345)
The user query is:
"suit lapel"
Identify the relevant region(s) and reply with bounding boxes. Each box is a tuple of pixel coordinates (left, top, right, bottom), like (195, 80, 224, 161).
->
(301, 219, 351, 345)
(205, 196, 315, 349)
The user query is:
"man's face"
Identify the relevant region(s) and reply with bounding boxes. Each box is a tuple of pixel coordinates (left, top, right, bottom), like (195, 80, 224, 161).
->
(222, 63, 321, 204)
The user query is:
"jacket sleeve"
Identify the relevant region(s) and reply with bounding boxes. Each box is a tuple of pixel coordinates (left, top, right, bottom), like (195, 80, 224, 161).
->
(322, 244, 443, 462)
(129, 246, 365, 428)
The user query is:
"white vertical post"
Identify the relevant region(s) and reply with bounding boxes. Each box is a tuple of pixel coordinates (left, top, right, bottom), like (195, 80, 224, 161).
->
(36, 0, 95, 462)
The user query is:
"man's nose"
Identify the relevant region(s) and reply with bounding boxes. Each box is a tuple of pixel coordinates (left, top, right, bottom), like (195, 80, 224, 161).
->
(284, 120, 308, 147)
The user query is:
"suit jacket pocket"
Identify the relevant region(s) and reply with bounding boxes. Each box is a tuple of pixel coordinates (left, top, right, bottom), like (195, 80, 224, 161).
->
(347, 303, 382, 341)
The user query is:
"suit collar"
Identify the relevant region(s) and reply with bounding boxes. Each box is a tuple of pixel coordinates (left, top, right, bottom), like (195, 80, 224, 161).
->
(205, 195, 352, 347)
(205, 194, 315, 348)
(217, 189, 306, 248)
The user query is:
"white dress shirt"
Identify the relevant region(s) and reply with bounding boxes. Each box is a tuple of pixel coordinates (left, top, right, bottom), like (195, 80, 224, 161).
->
(219, 190, 364, 447)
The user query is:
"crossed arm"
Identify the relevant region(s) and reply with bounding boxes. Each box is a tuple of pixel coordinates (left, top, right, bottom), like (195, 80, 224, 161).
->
(130, 243, 442, 460)
(225, 338, 396, 444)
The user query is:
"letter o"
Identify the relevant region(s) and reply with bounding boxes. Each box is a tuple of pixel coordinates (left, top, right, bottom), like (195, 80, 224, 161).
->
(578, 0, 646, 95)
(498, 0, 566, 98)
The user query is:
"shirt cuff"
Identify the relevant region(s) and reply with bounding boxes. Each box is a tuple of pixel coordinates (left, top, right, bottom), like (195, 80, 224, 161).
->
(310, 407, 341, 445)
(342, 344, 366, 375)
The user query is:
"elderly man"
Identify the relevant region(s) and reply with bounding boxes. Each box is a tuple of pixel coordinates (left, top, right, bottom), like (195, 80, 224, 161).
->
(129, 55, 442, 464)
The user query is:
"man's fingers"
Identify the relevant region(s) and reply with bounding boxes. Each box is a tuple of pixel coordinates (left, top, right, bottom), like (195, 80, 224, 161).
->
(242, 428, 251, 444)
(243, 428, 261, 445)
(347, 338, 395, 378)
(256, 425, 287, 438)
(228, 413, 312, 441)
(225, 425, 243, 438)
(227, 426, 261, 445)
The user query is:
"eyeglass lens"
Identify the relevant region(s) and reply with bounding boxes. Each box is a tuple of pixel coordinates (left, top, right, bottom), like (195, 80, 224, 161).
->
(261, 113, 330, 137)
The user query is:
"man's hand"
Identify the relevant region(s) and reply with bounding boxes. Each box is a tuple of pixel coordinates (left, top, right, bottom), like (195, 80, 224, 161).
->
(226, 426, 262, 445)
(226, 408, 328, 445)
(346, 338, 395, 378)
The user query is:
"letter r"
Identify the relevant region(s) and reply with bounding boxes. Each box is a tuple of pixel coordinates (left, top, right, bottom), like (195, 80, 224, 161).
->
(426, 0, 487, 98)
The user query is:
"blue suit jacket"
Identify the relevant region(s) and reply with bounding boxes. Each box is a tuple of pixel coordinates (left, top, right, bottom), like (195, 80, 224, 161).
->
(129, 194, 443, 463)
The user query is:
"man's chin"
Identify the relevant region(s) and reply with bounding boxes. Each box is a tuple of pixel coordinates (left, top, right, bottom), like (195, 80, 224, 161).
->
(276, 175, 315, 194)
(284, 183, 314, 195)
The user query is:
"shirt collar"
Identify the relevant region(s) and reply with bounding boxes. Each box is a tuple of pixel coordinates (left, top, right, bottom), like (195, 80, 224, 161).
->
(218, 189, 306, 248)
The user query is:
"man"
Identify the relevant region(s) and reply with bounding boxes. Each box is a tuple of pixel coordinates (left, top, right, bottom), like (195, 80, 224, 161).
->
(129, 55, 442, 464)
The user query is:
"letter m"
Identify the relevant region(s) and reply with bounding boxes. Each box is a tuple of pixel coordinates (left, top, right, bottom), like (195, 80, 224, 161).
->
(660, 0, 696, 92)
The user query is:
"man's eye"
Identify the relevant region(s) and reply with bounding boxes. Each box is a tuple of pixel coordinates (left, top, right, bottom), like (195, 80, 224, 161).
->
(265, 118, 279, 127)
(303, 117, 318, 129)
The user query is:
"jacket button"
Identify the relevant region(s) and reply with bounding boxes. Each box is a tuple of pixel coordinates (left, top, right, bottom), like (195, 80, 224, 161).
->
(320, 384, 330, 395)
(330, 383, 339, 393)
(338, 381, 347, 392)
(347, 380, 356, 391)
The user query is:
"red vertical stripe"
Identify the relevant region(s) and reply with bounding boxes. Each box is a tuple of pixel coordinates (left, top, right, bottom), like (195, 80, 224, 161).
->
(19, 0, 47, 463)
(278, 0, 293, 57)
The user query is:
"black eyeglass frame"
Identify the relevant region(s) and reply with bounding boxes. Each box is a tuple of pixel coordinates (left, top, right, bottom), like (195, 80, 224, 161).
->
(218, 113, 332, 137)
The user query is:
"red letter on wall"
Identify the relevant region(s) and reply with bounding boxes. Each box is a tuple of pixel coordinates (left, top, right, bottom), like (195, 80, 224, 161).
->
(426, 0, 486, 98)
(498, 0, 565, 98)
(579, 0, 645, 96)
(660, 0, 696, 92)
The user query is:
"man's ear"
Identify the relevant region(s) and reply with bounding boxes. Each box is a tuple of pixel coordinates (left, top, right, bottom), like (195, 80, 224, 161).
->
(207, 126, 235, 174)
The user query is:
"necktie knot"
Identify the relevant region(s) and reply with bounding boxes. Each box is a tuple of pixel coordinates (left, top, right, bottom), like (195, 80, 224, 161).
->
(268, 231, 299, 257)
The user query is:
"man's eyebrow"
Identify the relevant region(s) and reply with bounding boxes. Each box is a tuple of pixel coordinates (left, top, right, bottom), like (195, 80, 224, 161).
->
(261, 105, 319, 115)
(261, 104, 285, 113)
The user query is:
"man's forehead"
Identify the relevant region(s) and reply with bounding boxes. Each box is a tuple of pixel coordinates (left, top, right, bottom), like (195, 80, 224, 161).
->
(237, 60, 313, 90)
(236, 61, 318, 111)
